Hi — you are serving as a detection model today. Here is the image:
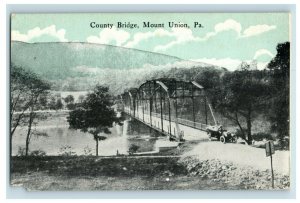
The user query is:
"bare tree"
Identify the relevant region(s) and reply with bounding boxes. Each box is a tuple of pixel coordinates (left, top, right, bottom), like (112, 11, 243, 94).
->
(10, 65, 50, 156)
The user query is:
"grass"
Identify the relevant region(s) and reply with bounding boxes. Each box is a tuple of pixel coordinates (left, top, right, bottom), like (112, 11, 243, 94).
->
(11, 171, 238, 191)
(10, 156, 241, 190)
(11, 156, 186, 177)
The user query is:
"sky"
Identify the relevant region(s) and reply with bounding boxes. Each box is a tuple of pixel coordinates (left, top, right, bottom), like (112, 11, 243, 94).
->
(11, 13, 290, 70)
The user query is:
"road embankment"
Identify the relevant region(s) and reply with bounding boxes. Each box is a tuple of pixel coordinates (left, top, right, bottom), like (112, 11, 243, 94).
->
(180, 142, 290, 190)
(10, 141, 290, 190)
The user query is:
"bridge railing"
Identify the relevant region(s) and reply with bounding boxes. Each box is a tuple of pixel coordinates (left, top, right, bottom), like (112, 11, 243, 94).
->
(123, 107, 212, 131)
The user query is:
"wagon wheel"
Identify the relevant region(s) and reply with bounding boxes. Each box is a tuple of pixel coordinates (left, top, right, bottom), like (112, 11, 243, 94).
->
(207, 132, 212, 141)
(231, 135, 237, 143)
(220, 135, 226, 144)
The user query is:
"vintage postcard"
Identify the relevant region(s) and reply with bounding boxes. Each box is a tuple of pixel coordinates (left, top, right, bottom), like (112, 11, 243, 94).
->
(10, 13, 290, 191)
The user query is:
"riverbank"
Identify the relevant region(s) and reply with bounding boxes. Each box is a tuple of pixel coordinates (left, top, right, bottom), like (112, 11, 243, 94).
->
(10, 149, 290, 190)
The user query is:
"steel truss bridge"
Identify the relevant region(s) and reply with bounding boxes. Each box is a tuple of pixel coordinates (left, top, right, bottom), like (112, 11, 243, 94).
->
(117, 78, 218, 141)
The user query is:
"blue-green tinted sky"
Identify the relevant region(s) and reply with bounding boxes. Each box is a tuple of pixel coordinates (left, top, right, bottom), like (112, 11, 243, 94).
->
(11, 13, 290, 70)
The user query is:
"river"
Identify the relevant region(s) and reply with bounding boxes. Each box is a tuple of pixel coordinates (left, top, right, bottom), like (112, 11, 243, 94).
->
(12, 113, 168, 156)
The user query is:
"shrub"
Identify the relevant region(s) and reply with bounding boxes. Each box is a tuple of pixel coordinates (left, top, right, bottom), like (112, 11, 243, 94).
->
(128, 144, 140, 155)
(66, 103, 76, 110)
(278, 136, 289, 150)
(58, 145, 76, 156)
(17, 147, 26, 156)
(252, 132, 274, 141)
(234, 129, 274, 142)
(234, 129, 244, 139)
(83, 146, 93, 156)
(30, 149, 46, 156)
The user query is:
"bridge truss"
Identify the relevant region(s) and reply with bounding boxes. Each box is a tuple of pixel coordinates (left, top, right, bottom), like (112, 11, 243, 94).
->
(118, 78, 217, 140)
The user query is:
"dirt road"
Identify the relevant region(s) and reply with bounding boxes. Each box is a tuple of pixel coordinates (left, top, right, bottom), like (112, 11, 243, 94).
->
(182, 141, 290, 175)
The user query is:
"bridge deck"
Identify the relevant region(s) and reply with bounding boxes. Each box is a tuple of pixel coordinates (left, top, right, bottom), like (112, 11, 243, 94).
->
(124, 107, 210, 141)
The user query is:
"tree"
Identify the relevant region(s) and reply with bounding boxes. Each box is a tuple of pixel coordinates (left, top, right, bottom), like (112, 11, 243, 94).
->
(10, 65, 50, 156)
(78, 95, 85, 103)
(194, 68, 223, 108)
(24, 80, 50, 156)
(66, 103, 76, 110)
(64, 95, 75, 110)
(48, 96, 64, 110)
(38, 95, 48, 110)
(216, 68, 269, 144)
(64, 95, 74, 104)
(67, 85, 121, 156)
(55, 98, 63, 110)
(48, 96, 57, 110)
(267, 42, 290, 148)
(11, 66, 31, 138)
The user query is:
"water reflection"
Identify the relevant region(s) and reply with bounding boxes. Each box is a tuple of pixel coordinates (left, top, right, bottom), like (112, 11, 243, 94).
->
(12, 114, 167, 156)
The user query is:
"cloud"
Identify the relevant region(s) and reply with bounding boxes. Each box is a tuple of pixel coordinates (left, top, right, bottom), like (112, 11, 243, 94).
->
(125, 29, 172, 48)
(124, 27, 201, 51)
(191, 58, 242, 71)
(253, 49, 274, 60)
(86, 27, 130, 46)
(153, 20, 240, 52)
(242, 24, 276, 38)
(153, 19, 276, 52)
(153, 28, 200, 51)
(154, 19, 242, 51)
(11, 25, 68, 42)
(191, 57, 269, 71)
(211, 20, 276, 38)
(214, 19, 242, 34)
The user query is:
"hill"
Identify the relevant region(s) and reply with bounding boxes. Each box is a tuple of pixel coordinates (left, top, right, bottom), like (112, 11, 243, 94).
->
(11, 41, 223, 94)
